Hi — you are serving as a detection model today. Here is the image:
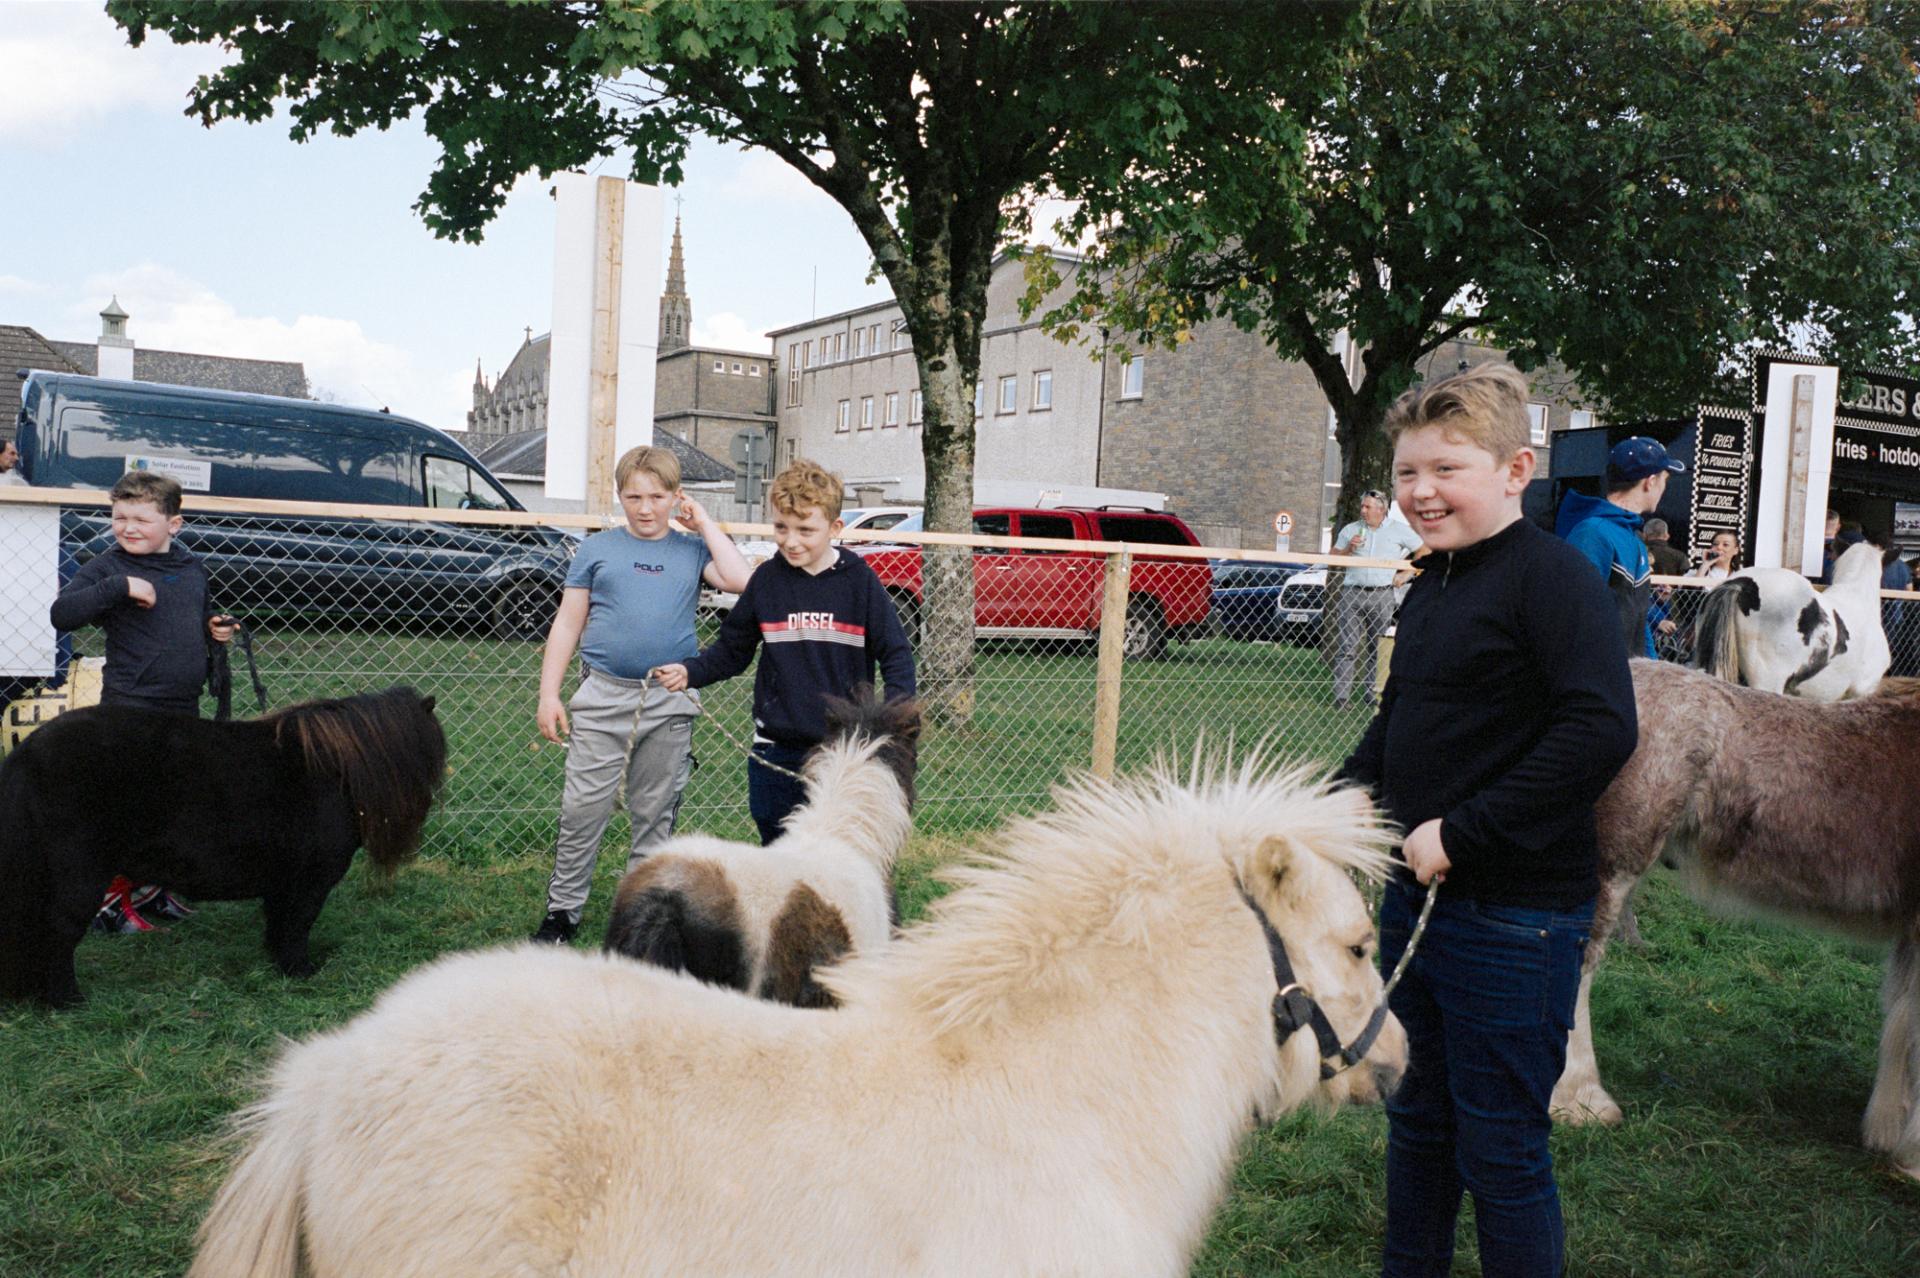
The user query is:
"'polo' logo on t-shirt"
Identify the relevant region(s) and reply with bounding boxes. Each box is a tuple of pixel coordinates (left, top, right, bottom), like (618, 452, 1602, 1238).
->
(632, 561, 665, 575)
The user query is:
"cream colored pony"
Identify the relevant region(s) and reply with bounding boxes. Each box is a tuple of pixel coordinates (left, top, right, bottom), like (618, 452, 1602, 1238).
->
(188, 760, 1406, 1278)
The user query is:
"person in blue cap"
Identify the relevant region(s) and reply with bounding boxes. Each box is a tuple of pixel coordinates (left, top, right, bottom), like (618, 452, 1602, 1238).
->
(1554, 436, 1686, 658)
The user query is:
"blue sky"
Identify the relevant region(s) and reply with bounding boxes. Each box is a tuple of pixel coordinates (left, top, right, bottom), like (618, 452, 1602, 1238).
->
(0, 4, 893, 432)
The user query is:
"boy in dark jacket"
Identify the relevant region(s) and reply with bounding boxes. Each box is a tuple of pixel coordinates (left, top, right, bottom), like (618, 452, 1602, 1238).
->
(653, 459, 915, 845)
(51, 470, 236, 930)
(1338, 363, 1638, 1278)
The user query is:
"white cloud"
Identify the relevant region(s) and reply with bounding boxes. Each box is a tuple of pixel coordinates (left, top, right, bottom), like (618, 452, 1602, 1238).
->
(691, 311, 773, 354)
(0, 274, 51, 299)
(0, 6, 229, 148)
(717, 149, 831, 206)
(71, 264, 475, 432)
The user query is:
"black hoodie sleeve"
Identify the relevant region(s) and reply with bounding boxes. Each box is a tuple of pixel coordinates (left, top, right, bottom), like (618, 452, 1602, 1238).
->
(50, 554, 130, 631)
(682, 569, 764, 689)
(1437, 548, 1638, 874)
(864, 573, 916, 699)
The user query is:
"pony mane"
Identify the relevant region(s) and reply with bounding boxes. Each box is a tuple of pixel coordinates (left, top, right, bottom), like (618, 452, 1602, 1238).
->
(778, 692, 919, 871)
(1831, 539, 1884, 588)
(264, 686, 447, 869)
(822, 749, 1395, 1035)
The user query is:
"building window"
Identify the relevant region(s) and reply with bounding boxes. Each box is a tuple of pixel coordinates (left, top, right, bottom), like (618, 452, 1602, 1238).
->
(1527, 402, 1549, 446)
(859, 396, 874, 430)
(997, 374, 1017, 415)
(1120, 355, 1144, 400)
(884, 392, 900, 426)
(853, 329, 865, 359)
(714, 358, 725, 373)
(974, 382, 985, 418)
(787, 345, 801, 406)
(870, 323, 881, 353)
(1033, 369, 1053, 411)
(1569, 408, 1594, 430)
(892, 322, 909, 351)
(831, 333, 842, 363)
(748, 363, 761, 377)
(836, 399, 851, 433)
(909, 389, 923, 424)
(732, 361, 743, 374)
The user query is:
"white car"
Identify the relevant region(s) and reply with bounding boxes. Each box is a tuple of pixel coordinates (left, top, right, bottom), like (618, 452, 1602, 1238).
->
(702, 506, 919, 615)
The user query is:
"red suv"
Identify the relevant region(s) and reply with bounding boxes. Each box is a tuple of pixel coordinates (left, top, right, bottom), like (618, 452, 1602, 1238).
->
(853, 507, 1212, 658)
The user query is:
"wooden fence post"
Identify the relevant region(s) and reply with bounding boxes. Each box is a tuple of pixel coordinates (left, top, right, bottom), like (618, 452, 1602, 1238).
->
(584, 175, 626, 518)
(1091, 549, 1133, 779)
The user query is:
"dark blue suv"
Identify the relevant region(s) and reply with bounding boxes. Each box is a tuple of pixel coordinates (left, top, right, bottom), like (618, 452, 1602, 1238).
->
(14, 372, 574, 638)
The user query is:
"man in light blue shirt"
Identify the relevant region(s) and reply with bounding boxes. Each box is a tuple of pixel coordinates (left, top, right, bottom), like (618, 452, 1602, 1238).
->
(1330, 489, 1423, 708)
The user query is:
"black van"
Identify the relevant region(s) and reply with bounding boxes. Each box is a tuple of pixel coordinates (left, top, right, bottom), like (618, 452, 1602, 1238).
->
(14, 372, 575, 638)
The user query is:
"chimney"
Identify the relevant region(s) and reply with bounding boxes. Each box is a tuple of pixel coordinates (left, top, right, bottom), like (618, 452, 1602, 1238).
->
(97, 296, 134, 380)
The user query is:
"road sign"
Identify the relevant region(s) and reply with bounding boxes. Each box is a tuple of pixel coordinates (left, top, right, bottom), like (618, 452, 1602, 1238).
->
(1272, 510, 1294, 535)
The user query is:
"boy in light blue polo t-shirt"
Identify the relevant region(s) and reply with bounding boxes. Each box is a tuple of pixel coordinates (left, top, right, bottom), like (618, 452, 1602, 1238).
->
(529, 445, 751, 944)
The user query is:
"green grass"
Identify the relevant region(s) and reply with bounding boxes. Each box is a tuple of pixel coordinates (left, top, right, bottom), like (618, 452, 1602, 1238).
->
(12, 628, 1917, 1274)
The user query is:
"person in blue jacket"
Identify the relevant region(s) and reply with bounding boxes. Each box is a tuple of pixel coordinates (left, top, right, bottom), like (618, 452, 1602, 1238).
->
(1555, 437, 1685, 659)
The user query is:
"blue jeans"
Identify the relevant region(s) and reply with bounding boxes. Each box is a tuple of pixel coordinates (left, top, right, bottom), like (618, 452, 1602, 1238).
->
(748, 742, 810, 846)
(1378, 878, 1592, 1278)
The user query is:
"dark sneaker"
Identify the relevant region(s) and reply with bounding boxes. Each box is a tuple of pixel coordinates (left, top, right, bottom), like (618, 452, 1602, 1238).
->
(530, 911, 577, 945)
(92, 894, 157, 935)
(130, 886, 195, 921)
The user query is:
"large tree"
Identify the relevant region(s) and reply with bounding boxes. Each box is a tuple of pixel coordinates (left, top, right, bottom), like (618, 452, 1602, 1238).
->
(111, 0, 1353, 720)
(1033, 0, 1920, 527)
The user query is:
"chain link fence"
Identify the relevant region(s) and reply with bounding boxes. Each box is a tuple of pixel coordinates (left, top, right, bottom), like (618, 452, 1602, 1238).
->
(5, 487, 1918, 859)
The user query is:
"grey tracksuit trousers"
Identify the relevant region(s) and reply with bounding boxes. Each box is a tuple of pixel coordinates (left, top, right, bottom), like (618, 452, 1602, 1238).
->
(545, 667, 699, 922)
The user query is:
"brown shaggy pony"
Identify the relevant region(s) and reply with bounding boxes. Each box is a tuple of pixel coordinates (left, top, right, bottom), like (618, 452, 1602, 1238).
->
(1552, 659, 1920, 1179)
(602, 689, 918, 1007)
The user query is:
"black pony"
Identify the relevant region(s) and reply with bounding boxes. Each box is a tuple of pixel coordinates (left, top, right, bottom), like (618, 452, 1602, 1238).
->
(0, 686, 446, 1007)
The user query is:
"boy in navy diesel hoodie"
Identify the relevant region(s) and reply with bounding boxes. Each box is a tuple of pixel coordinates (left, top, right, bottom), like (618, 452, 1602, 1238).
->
(1338, 363, 1637, 1278)
(1554, 436, 1685, 658)
(653, 460, 915, 844)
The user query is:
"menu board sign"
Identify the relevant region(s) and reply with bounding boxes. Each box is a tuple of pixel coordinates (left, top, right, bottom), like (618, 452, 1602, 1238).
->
(1690, 405, 1754, 568)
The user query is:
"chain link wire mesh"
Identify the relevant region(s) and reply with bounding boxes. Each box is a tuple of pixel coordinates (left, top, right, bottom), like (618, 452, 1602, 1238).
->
(5, 490, 1918, 861)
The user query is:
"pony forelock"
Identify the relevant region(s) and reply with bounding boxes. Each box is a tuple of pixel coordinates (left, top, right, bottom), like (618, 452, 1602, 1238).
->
(822, 744, 1393, 1035)
(266, 686, 447, 869)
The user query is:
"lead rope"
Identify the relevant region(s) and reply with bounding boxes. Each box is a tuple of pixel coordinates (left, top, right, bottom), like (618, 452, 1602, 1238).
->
(1381, 875, 1441, 1001)
(687, 686, 810, 783)
(1322, 875, 1441, 1078)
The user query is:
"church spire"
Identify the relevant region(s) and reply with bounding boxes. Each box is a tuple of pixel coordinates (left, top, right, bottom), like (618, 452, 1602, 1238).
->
(659, 211, 691, 352)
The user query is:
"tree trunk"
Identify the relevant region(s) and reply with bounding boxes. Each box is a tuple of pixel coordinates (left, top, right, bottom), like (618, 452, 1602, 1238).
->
(915, 345, 978, 727)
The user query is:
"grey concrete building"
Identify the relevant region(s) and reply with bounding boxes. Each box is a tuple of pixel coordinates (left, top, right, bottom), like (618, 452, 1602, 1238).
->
(773, 251, 1604, 550)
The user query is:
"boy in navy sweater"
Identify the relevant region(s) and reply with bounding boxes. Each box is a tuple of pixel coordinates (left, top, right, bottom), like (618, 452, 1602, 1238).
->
(653, 460, 915, 845)
(1337, 363, 1637, 1277)
(51, 469, 237, 931)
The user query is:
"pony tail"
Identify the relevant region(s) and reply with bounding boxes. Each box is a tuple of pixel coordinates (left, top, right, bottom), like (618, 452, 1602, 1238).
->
(1694, 583, 1744, 685)
(271, 687, 447, 871)
(187, 1102, 306, 1278)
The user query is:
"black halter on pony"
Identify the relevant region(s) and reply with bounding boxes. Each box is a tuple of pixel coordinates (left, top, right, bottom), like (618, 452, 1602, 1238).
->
(1237, 878, 1438, 1080)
